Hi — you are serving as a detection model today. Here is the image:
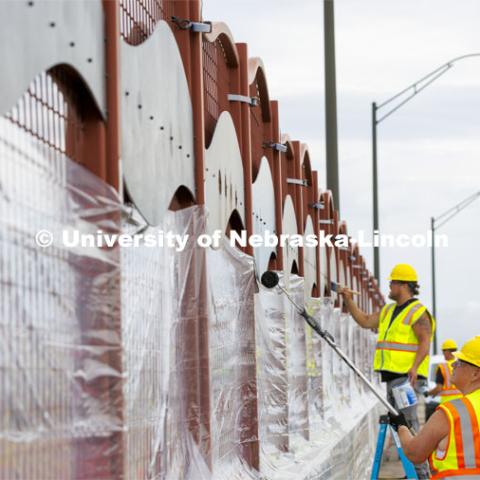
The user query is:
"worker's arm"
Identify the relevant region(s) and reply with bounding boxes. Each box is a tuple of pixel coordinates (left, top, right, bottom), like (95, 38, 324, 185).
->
(408, 312, 433, 385)
(397, 409, 449, 464)
(428, 367, 444, 397)
(428, 384, 443, 397)
(338, 288, 380, 329)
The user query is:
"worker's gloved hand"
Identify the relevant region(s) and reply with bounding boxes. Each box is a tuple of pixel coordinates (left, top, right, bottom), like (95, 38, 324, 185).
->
(388, 411, 409, 432)
(417, 382, 430, 398)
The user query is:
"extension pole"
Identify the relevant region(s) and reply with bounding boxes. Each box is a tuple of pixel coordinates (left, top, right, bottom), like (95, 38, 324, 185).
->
(277, 283, 400, 416)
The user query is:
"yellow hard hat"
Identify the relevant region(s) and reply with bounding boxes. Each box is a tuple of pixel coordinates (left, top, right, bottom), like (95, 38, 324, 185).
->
(441, 339, 458, 351)
(389, 264, 418, 282)
(453, 336, 480, 368)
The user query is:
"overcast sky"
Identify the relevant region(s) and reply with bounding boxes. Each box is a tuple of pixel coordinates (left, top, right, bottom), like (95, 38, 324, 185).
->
(202, 0, 480, 347)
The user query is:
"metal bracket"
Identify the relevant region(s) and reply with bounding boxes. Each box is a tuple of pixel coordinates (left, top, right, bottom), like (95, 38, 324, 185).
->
(309, 202, 325, 210)
(319, 219, 334, 225)
(287, 178, 308, 187)
(263, 142, 287, 153)
(171, 16, 212, 33)
(228, 94, 258, 106)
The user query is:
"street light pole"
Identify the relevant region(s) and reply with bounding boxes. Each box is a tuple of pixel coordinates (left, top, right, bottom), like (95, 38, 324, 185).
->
(371, 53, 480, 288)
(324, 0, 340, 212)
(430, 190, 480, 354)
(431, 216, 437, 353)
(372, 102, 379, 280)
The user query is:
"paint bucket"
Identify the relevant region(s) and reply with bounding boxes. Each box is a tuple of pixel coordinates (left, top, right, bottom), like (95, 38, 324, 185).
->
(392, 380, 417, 409)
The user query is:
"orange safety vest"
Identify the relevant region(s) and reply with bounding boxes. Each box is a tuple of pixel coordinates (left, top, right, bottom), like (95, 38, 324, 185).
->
(438, 361, 463, 404)
(430, 389, 480, 478)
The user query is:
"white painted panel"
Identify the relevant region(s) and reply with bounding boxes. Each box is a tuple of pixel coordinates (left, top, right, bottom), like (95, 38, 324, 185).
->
(319, 244, 328, 296)
(303, 215, 317, 298)
(0, 0, 106, 116)
(339, 259, 346, 309)
(346, 263, 352, 289)
(282, 195, 299, 276)
(121, 20, 195, 226)
(252, 157, 276, 275)
(204, 111, 245, 238)
(329, 248, 338, 302)
(339, 260, 346, 287)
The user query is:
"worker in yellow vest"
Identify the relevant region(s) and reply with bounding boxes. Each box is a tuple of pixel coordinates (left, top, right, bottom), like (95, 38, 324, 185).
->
(390, 336, 480, 478)
(339, 263, 435, 479)
(427, 339, 463, 403)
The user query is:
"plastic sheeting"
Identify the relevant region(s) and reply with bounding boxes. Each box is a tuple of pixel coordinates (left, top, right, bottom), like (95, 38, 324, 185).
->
(206, 239, 258, 479)
(121, 205, 212, 479)
(255, 276, 383, 479)
(0, 118, 124, 479)
(1, 115, 384, 479)
(123, 218, 259, 480)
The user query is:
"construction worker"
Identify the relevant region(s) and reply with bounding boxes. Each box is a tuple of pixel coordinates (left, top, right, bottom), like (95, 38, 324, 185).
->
(427, 339, 463, 403)
(339, 263, 434, 479)
(390, 336, 480, 478)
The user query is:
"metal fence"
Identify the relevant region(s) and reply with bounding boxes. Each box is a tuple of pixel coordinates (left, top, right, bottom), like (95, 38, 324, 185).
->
(0, 1, 383, 478)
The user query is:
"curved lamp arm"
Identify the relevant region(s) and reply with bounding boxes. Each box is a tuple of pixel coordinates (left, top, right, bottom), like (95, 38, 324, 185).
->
(376, 53, 480, 124)
(433, 190, 480, 230)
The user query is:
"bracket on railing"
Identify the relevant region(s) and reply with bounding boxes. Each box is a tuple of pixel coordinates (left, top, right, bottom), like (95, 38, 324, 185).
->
(263, 142, 287, 153)
(228, 94, 258, 106)
(287, 178, 308, 187)
(171, 16, 212, 33)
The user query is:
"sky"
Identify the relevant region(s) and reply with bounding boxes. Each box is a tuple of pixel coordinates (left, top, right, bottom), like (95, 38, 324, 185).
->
(202, 0, 480, 347)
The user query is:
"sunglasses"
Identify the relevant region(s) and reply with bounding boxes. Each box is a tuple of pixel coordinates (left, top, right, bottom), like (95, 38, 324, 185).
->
(453, 359, 479, 369)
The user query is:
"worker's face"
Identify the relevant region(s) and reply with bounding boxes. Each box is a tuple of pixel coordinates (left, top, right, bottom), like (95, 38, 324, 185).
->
(443, 350, 455, 361)
(451, 359, 480, 392)
(388, 280, 405, 301)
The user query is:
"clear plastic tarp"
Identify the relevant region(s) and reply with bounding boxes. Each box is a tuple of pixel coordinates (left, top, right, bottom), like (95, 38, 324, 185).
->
(255, 275, 382, 479)
(1, 117, 383, 479)
(121, 204, 212, 479)
(0, 118, 124, 479)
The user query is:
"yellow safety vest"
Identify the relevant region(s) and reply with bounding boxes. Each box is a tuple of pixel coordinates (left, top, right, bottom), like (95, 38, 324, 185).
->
(438, 360, 463, 404)
(373, 300, 435, 378)
(430, 388, 480, 478)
